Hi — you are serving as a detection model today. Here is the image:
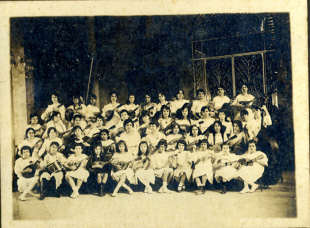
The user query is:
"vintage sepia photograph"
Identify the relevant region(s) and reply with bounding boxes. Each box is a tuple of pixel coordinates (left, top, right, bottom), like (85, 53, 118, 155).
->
(1, 1, 308, 227)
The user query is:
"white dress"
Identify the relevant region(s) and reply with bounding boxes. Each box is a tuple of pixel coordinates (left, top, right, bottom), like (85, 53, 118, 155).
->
(110, 152, 135, 184)
(191, 150, 214, 184)
(85, 105, 100, 119)
(18, 137, 42, 156)
(41, 152, 67, 189)
(166, 134, 183, 151)
(14, 157, 39, 192)
(132, 155, 155, 185)
(43, 120, 67, 139)
(146, 131, 166, 149)
(102, 103, 121, 118)
(234, 151, 268, 183)
(212, 96, 230, 110)
(65, 154, 89, 182)
(173, 150, 193, 181)
(191, 99, 209, 114)
(150, 152, 172, 178)
(214, 152, 240, 182)
(116, 131, 141, 156)
(171, 99, 189, 113)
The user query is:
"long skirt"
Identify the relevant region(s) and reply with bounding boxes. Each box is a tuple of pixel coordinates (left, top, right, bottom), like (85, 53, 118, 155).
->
(214, 166, 238, 183)
(135, 169, 155, 185)
(66, 167, 89, 183)
(111, 168, 135, 184)
(17, 176, 39, 193)
(192, 161, 213, 184)
(234, 163, 265, 184)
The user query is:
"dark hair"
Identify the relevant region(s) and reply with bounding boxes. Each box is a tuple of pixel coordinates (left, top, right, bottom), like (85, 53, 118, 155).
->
(189, 125, 202, 136)
(52, 111, 61, 120)
(92, 144, 102, 155)
(51, 92, 59, 98)
(201, 106, 210, 113)
(247, 140, 256, 146)
(109, 91, 118, 98)
(196, 89, 205, 96)
(47, 127, 57, 137)
(100, 129, 110, 139)
(96, 115, 105, 123)
(25, 127, 35, 138)
(73, 114, 82, 121)
(169, 122, 180, 134)
(198, 139, 209, 146)
(50, 141, 60, 148)
(177, 90, 185, 96)
(126, 94, 136, 105)
(29, 113, 39, 123)
(123, 118, 134, 129)
(156, 139, 168, 148)
(179, 104, 192, 121)
(221, 142, 231, 149)
(72, 125, 83, 132)
(116, 140, 128, 153)
(217, 85, 225, 90)
(73, 143, 84, 150)
(251, 105, 261, 111)
(210, 121, 225, 145)
(176, 139, 187, 150)
(137, 141, 149, 156)
(240, 83, 248, 91)
(120, 109, 129, 116)
(149, 121, 159, 127)
(20, 146, 33, 156)
(161, 105, 171, 118)
(72, 95, 83, 106)
(90, 94, 97, 100)
(240, 109, 249, 117)
(139, 111, 150, 125)
(233, 120, 243, 132)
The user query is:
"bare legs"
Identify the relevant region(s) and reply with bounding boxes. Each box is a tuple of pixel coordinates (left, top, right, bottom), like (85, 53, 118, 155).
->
(65, 174, 83, 198)
(112, 173, 133, 197)
(158, 169, 173, 193)
(19, 177, 39, 201)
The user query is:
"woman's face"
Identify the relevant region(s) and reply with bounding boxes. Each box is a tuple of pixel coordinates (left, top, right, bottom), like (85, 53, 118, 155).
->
(200, 142, 208, 150)
(142, 115, 150, 123)
(94, 146, 101, 156)
(140, 143, 147, 154)
(74, 117, 81, 126)
(182, 108, 188, 117)
(75, 128, 82, 137)
(248, 143, 256, 152)
(217, 88, 225, 96)
(218, 112, 225, 121)
(50, 144, 58, 155)
(125, 122, 133, 132)
(22, 149, 31, 159)
(73, 97, 79, 104)
(149, 124, 157, 132)
(145, 95, 151, 103)
(222, 145, 230, 153)
(192, 126, 199, 136)
(120, 112, 129, 121)
(111, 93, 117, 103)
(233, 123, 241, 134)
(74, 146, 83, 155)
(31, 116, 38, 125)
(163, 109, 170, 118)
(129, 95, 135, 104)
(178, 143, 185, 151)
(202, 109, 210, 118)
(101, 132, 108, 141)
(27, 130, 35, 139)
(118, 143, 126, 152)
(158, 145, 166, 153)
(159, 93, 165, 102)
(90, 97, 96, 105)
(96, 118, 104, 127)
(172, 125, 180, 134)
(214, 123, 221, 133)
(197, 91, 204, 100)
(177, 91, 184, 100)
(51, 95, 58, 104)
(49, 129, 56, 139)
(241, 85, 248, 94)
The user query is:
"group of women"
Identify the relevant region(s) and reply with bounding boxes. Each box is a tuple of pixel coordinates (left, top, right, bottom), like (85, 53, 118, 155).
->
(14, 84, 271, 201)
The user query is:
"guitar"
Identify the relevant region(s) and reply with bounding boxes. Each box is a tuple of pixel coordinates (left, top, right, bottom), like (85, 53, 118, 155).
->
(105, 104, 123, 121)
(237, 155, 264, 169)
(66, 157, 89, 171)
(128, 106, 140, 119)
(22, 151, 47, 178)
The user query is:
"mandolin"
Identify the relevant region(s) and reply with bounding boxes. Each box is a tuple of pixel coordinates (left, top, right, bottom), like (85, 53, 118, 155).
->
(22, 151, 47, 178)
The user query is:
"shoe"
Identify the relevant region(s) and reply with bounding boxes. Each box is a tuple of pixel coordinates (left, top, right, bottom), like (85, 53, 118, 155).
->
(144, 186, 148, 193)
(158, 187, 163, 193)
(19, 195, 26, 201)
(239, 188, 249, 194)
(220, 184, 227, 194)
(111, 192, 117, 197)
(147, 186, 153, 194)
(71, 191, 79, 199)
(99, 184, 105, 197)
(162, 188, 172, 194)
(128, 189, 133, 195)
(196, 186, 203, 195)
(249, 184, 259, 193)
(177, 186, 183, 193)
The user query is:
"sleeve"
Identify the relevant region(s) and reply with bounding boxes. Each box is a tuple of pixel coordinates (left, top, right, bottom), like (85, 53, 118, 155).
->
(14, 159, 23, 178)
(59, 105, 66, 121)
(41, 105, 52, 121)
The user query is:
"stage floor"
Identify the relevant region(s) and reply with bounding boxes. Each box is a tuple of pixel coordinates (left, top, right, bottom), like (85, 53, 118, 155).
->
(13, 171, 296, 222)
